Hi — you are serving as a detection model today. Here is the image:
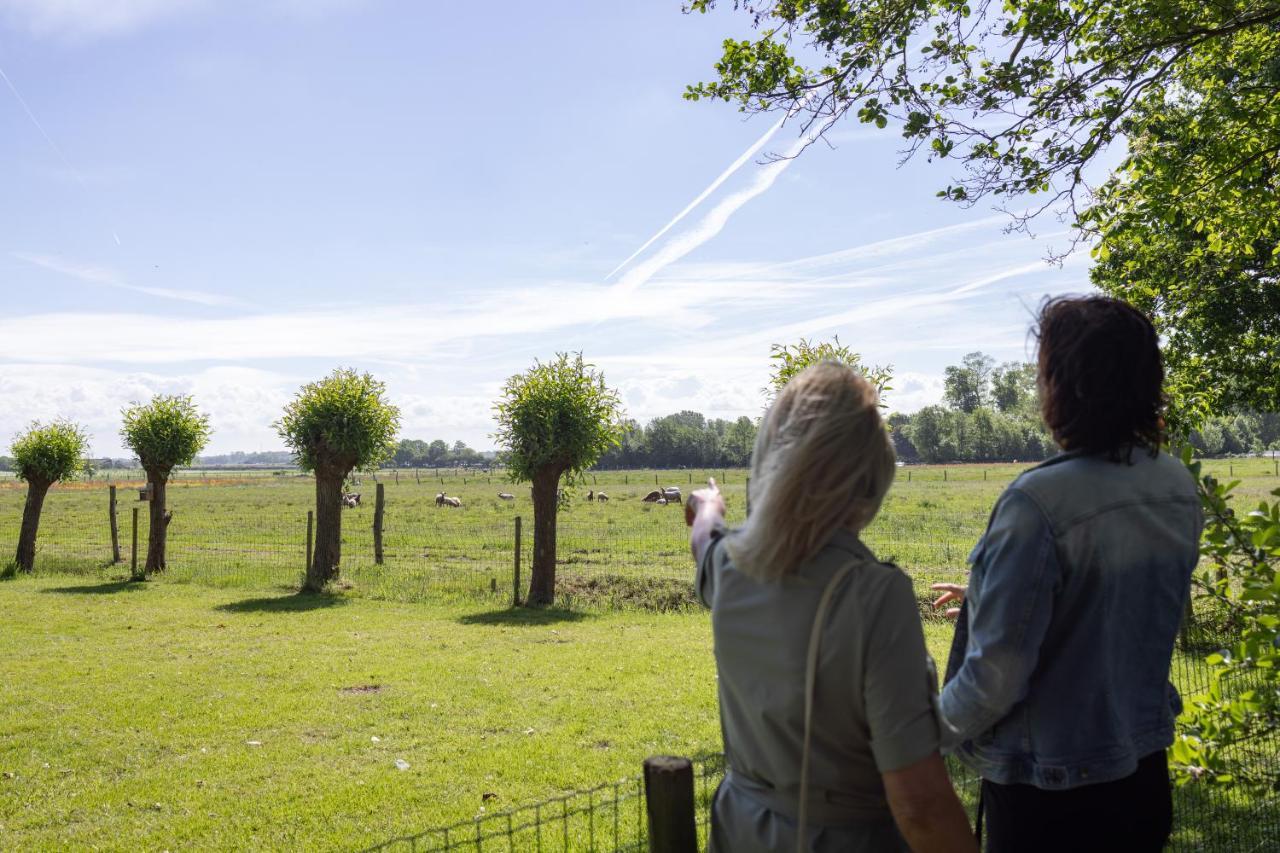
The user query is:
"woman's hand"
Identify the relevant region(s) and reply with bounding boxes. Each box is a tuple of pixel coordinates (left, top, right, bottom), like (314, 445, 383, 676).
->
(687, 478, 727, 566)
(685, 477, 726, 527)
(930, 583, 967, 620)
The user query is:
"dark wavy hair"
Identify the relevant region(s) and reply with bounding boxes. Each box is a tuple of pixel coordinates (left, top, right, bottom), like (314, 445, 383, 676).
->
(1034, 296, 1165, 458)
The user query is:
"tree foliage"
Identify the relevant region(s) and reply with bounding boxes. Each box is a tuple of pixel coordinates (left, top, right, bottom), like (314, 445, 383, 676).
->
(686, 1, 1280, 233)
(766, 337, 891, 403)
(493, 353, 624, 485)
(1172, 449, 1280, 792)
(120, 396, 211, 475)
(276, 369, 401, 474)
(1090, 212, 1280, 417)
(943, 351, 995, 413)
(10, 421, 90, 485)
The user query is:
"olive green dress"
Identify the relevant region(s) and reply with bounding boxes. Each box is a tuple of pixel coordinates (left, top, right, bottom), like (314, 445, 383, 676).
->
(697, 527, 941, 852)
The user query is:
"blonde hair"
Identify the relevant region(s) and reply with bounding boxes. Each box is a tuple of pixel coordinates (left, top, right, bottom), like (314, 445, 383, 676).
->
(726, 361, 895, 581)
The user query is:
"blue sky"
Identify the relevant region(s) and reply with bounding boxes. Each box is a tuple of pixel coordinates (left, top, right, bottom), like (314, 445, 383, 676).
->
(0, 1, 1093, 456)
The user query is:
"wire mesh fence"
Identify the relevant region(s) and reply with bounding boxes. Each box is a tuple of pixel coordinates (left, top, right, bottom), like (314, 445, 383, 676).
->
(0, 478, 982, 613)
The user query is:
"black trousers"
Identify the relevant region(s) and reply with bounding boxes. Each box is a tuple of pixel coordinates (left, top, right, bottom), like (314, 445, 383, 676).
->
(982, 750, 1172, 853)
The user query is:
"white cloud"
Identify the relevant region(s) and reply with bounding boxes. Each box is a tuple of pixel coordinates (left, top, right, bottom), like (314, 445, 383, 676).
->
(0, 0, 205, 39)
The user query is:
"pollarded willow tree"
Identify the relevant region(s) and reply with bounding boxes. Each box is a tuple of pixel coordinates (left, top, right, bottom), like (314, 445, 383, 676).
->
(9, 421, 90, 573)
(766, 337, 892, 403)
(121, 396, 211, 575)
(276, 369, 400, 593)
(494, 353, 624, 606)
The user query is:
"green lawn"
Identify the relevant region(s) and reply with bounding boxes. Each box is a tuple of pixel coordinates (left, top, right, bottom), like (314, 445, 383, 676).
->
(0, 575, 967, 851)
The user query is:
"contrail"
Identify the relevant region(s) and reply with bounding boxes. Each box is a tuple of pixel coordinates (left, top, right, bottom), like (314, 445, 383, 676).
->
(1, 62, 121, 244)
(606, 94, 818, 282)
(0, 62, 85, 190)
(613, 110, 837, 294)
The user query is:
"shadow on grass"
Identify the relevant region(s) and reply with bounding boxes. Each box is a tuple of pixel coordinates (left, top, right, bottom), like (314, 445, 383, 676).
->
(44, 579, 148, 595)
(456, 606, 591, 626)
(214, 592, 349, 613)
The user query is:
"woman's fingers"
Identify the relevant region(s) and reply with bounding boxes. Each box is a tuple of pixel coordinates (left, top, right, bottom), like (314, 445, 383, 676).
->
(930, 583, 967, 610)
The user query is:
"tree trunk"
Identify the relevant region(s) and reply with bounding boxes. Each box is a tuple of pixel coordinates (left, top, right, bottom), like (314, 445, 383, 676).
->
(145, 472, 168, 574)
(15, 478, 52, 572)
(307, 470, 345, 592)
(526, 466, 562, 606)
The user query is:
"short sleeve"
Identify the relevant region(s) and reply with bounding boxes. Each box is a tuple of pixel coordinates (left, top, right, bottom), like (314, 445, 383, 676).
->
(695, 521, 727, 608)
(863, 571, 942, 772)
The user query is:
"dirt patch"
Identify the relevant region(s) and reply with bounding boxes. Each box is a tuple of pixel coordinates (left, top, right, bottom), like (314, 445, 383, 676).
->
(339, 684, 384, 695)
(555, 575, 700, 612)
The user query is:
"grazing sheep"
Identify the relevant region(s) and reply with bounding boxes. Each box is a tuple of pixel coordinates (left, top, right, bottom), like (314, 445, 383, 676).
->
(441, 496, 462, 508)
(642, 489, 663, 502)
(497, 492, 515, 501)
(662, 487, 683, 504)
(586, 489, 594, 501)
(342, 493, 362, 509)
(596, 492, 608, 502)
(163, 509, 174, 526)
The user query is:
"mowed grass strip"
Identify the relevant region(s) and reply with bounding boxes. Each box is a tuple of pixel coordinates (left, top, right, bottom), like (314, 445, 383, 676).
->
(0, 578, 735, 851)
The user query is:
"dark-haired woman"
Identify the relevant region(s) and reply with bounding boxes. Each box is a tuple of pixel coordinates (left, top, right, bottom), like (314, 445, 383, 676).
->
(931, 296, 1203, 852)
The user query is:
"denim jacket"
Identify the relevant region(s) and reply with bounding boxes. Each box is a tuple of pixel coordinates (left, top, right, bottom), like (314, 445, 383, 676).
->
(938, 448, 1203, 789)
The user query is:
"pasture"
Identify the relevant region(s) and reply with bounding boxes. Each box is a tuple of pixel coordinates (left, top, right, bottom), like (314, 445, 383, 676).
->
(2, 460, 1277, 849)
(1, 459, 1275, 612)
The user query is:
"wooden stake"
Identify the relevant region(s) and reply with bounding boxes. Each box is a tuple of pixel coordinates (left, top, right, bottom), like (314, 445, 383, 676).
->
(642, 756, 697, 853)
(109, 485, 121, 563)
(513, 516, 522, 607)
(373, 483, 385, 565)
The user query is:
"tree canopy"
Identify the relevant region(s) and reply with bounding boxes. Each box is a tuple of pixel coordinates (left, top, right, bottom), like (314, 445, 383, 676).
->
(686, 1, 1280, 235)
(10, 421, 90, 485)
(120, 395, 211, 475)
(276, 369, 401, 474)
(493, 353, 624, 484)
(687, 1, 1280, 417)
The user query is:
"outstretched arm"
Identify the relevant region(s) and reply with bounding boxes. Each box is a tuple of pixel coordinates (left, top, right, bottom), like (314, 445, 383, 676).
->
(686, 477, 726, 566)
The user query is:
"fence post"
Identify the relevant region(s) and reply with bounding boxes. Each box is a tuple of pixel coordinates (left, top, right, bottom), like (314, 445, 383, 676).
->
(944, 469, 948, 482)
(415, 468, 421, 484)
(374, 483, 385, 565)
(306, 510, 314, 574)
(745, 476, 751, 517)
(395, 470, 399, 485)
(513, 516, 522, 606)
(643, 756, 697, 853)
(109, 485, 121, 563)
(130, 507, 140, 580)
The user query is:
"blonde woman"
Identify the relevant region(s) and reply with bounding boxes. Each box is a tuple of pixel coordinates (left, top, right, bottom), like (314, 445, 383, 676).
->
(687, 361, 974, 853)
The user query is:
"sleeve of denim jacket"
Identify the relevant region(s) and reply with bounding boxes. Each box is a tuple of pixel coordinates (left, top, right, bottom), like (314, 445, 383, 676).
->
(938, 488, 1060, 751)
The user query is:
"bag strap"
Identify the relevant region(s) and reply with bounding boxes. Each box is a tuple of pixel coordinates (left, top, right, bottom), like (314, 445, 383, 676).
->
(796, 562, 854, 853)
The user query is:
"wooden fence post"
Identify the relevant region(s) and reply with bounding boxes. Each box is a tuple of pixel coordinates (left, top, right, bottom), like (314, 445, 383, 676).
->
(373, 483, 385, 565)
(415, 468, 421, 484)
(130, 507, 140, 580)
(745, 476, 751, 517)
(395, 470, 399, 485)
(944, 469, 948, 482)
(513, 516, 522, 607)
(643, 756, 697, 853)
(306, 510, 314, 575)
(109, 485, 121, 563)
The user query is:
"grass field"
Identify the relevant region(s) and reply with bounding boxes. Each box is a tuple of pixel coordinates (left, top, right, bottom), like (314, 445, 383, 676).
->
(3, 461, 1278, 849)
(2, 575, 1270, 851)
(0, 576, 964, 851)
(2, 460, 1276, 615)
